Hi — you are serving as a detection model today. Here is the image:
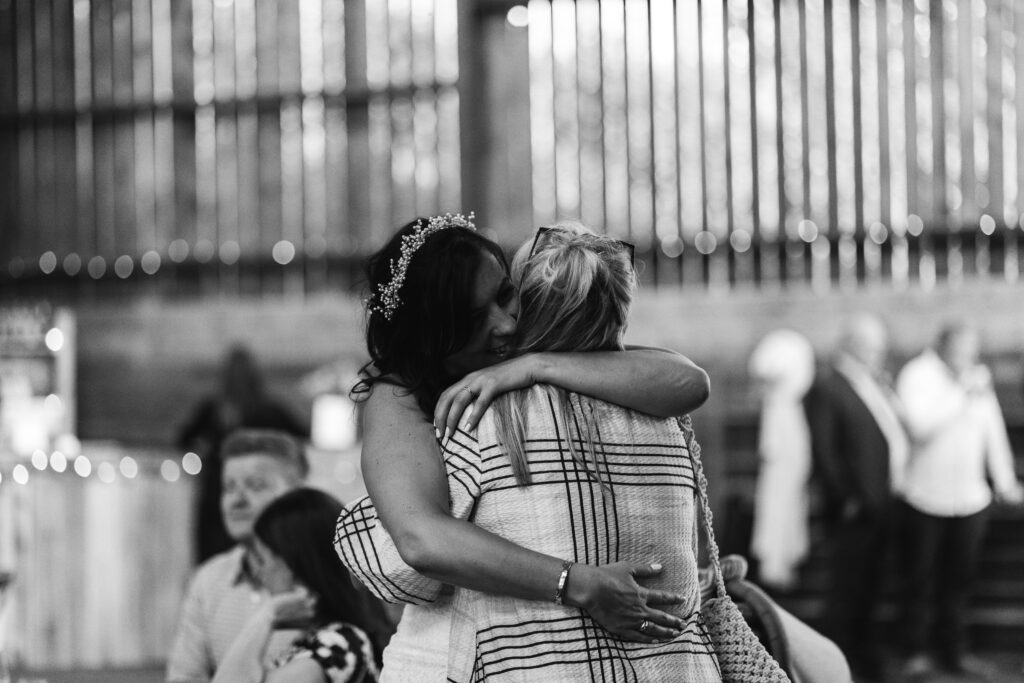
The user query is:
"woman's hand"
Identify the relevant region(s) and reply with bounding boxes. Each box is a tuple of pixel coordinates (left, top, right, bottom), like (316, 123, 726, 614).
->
(566, 561, 687, 643)
(434, 355, 540, 439)
(260, 587, 317, 629)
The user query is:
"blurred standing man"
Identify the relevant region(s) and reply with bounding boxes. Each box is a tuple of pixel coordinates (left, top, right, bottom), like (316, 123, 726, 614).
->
(897, 321, 1023, 678)
(803, 314, 909, 681)
(167, 429, 308, 682)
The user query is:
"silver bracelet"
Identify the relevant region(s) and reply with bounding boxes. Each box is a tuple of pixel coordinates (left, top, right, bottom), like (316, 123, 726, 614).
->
(554, 560, 574, 605)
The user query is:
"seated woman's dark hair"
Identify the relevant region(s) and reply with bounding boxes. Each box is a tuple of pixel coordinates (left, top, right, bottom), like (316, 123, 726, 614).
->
(352, 216, 509, 416)
(253, 487, 395, 662)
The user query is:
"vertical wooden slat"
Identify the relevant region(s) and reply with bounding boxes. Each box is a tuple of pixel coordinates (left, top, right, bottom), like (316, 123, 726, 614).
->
(696, 0, 710, 286)
(1000, 0, 1017, 231)
(385, 0, 413, 224)
(858, 0, 882, 284)
(411, 0, 439, 216)
(15, 0, 36, 264)
(746, 0, 761, 287)
(597, 0, 625, 238)
(822, 0, 839, 288)
(577, 0, 605, 232)
(34, 2, 57, 263)
(277, 0, 303, 295)
(231, 0, 257, 293)
(436, 84, 461, 215)
(675, 0, 702, 289)
(111, 0, 136, 270)
(0, 0, 15, 114)
(192, 0, 217, 293)
(32, 0, 53, 112)
(299, 2, 327, 291)
(280, 99, 305, 298)
(752, 0, 779, 287)
(725, 0, 753, 286)
(302, 95, 328, 290)
(0, 0, 13, 267)
(716, 0, 733, 289)
(778, 0, 804, 285)
(552, 0, 580, 221)
(528, 0, 555, 228)
(885, 0, 909, 288)
(875, 0, 891, 244)
(650, 0, 678, 285)
(900, 0, 921, 285)
(343, 0, 369, 252)
(52, 0, 76, 263)
(930, 0, 956, 283)
(804, 0, 829, 290)
(983, 0, 1003, 278)
(390, 96, 415, 222)
(322, 0, 347, 259)
(132, 0, 155, 263)
(698, 0, 727, 287)
(213, 0, 238, 294)
(1016, 1, 1024, 253)
(253, 0, 280, 278)
(436, 0, 460, 214)
(91, 1, 115, 267)
(849, 0, 866, 285)
(364, 2, 391, 243)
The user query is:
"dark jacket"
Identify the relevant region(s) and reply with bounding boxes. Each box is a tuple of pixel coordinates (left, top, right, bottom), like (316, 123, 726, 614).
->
(803, 364, 892, 518)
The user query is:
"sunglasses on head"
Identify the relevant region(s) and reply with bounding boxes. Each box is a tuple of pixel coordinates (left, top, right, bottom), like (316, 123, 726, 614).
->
(529, 226, 636, 267)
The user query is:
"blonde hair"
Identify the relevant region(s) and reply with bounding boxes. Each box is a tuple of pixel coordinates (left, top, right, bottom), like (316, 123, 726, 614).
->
(493, 222, 636, 487)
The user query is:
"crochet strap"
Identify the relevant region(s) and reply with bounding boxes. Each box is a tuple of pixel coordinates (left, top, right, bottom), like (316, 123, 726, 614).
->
(677, 415, 727, 600)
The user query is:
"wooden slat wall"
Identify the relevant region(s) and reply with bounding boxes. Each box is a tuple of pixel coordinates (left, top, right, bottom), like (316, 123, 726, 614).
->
(520, 0, 1024, 290)
(0, 0, 462, 299)
(0, 445, 194, 669)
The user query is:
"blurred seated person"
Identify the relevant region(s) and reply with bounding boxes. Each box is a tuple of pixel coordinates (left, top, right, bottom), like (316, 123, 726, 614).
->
(212, 488, 394, 683)
(178, 345, 310, 561)
(167, 430, 308, 682)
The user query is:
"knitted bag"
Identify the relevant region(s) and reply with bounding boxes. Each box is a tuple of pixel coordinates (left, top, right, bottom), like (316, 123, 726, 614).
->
(678, 415, 791, 683)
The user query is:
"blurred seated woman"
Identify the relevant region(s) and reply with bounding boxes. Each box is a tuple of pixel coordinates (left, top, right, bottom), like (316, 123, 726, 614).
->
(213, 488, 394, 683)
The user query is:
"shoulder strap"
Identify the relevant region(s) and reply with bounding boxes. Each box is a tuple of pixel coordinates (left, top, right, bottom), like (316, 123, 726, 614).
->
(677, 415, 727, 600)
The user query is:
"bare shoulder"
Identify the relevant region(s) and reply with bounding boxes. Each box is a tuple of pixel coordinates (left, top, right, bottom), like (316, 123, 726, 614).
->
(363, 382, 425, 432)
(361, 381, 437, 473)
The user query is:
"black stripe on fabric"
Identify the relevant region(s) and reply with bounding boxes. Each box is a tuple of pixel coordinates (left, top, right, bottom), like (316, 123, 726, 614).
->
(334, 501, 434, 603)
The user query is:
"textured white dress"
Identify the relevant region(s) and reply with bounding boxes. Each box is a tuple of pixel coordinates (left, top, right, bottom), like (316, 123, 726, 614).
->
(336, 386, 722, 682)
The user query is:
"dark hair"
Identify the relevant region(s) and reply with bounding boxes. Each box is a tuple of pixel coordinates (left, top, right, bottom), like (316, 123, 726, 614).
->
(351, 217, 510, 416)
(220, 429, 309, 480)
(254, 488, 395, 662)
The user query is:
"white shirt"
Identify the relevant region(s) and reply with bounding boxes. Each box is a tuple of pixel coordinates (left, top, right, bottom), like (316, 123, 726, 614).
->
(896, 350, 1019, 517)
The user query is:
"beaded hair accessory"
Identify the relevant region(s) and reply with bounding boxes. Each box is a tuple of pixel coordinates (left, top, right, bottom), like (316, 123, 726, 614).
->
(369, 212, 476, 320)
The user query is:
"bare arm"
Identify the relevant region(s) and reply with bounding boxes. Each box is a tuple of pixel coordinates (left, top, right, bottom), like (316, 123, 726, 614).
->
(166, 572, 215, 682)
(434, 347, 710, 437)
(211, 590, 316, 683)
(361, 385, 685, 642)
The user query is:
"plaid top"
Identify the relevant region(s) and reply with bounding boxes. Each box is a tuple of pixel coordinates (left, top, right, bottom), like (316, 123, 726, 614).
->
(335, 386, 720, 682)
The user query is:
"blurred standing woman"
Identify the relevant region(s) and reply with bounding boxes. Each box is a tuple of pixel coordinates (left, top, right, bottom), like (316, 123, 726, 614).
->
(336, 214, 711, 680)
(437, 224, 722, 680)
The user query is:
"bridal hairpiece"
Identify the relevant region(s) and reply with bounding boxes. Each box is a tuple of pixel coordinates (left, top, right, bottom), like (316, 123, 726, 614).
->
(369, 212, 476, 320)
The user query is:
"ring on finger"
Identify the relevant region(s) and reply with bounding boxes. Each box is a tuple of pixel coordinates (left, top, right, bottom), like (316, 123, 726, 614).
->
(639, 619, 651, 633)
